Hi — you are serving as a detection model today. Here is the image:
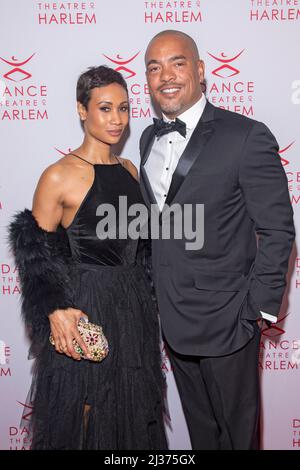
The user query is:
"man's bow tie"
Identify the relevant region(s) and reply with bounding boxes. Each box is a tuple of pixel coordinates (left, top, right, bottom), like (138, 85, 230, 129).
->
(153, 117, 187, 139)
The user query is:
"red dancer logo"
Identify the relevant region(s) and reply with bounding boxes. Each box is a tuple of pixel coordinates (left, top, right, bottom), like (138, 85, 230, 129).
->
(261, 312, 289, 337)
(0, 54, 35, 82)
(207, 50, 245, 78)
(102, 52, 140, 79)
(17, 401, 33, 422)
(55, 147, 72, 156)
(279, 142, 295, 167)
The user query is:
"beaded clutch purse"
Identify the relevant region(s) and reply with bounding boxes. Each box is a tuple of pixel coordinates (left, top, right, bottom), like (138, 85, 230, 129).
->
(49, 318, 109, 362)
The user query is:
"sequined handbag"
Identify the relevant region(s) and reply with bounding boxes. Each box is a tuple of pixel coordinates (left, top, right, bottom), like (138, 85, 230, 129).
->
(49, 318, 109, 362)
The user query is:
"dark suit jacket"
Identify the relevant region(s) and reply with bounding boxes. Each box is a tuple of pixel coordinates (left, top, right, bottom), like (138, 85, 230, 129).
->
(139, 101, 295, 356)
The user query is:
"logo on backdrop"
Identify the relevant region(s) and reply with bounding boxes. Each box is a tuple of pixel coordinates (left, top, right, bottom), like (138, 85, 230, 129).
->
(206, 49, 255, 116)
(279, 142, 295, 167)
(208, 50, 245, 79)
(144, 0, 203, 24)
(103, 51, 151, 119)
(261, 313, 289, 338)
(0, 53, 48, 121)
(0, 340, 11, 377)
(294, 257, 300, 291)
(249, 0, 300, 21)
(17, 401, 34, 422)
(1, 263, 20, 296)
(103, 52, 140, 79)
(8, 400, 33, 450)
(259, 312, 300, 371)
(282, 141, 300, 206)
(0, 54, 35, 82)
(55, 147, 72, 157)
(35, 1, 97, 25)
(292, 419, 300, 449)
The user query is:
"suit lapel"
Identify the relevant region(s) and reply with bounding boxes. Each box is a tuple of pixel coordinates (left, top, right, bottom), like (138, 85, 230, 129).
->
(140, 165, 157, 207)
(164, 101, 216, 207)
(140, 101, 217, 209)
(140, 126, 157, 207)
(141, 126, 156, 166)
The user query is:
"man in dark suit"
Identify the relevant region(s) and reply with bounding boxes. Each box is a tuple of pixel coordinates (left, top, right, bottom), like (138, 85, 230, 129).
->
(139, 30, 295, 449)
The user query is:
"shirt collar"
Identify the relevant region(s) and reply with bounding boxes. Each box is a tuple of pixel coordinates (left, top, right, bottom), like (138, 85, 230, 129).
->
(162, 94, 207, 130)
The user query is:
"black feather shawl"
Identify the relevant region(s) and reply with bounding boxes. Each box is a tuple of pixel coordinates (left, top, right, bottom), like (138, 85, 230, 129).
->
(7, 209, 76, 353)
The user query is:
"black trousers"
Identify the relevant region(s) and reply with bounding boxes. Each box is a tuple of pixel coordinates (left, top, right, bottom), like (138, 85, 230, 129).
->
(165, 324, 261, 450)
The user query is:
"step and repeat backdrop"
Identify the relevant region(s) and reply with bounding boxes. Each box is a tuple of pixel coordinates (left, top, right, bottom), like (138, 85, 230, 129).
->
(0, 0, 299, 450)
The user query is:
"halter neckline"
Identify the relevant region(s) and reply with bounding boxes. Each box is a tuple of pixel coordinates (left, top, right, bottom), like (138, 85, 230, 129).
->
(69, 153, 121, 166)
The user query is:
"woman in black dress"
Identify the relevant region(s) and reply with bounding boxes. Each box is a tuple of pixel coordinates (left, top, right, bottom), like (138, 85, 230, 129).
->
(8, 65, 167, 450)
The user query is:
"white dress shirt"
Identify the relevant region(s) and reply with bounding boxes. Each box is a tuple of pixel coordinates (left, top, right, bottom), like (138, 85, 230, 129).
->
(145, 95, 277, 324)
(145, 94, 207, 211)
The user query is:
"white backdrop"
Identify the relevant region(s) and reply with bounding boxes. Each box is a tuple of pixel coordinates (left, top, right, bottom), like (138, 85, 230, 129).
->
(0, 0, 299, 450)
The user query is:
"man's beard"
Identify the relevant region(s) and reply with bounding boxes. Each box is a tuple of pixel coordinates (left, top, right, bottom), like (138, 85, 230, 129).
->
(160, 100, 183, 117)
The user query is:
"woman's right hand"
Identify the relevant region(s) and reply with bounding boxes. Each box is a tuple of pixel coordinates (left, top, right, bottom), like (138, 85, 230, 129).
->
(49, 308, 91, 360)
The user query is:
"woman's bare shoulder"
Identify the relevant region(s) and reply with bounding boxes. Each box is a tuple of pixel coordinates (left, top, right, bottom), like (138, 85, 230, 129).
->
(37, 155, 78, 188)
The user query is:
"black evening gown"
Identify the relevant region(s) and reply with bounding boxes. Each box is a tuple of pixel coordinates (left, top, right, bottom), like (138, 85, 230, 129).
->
(29, 157, 167, 450)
